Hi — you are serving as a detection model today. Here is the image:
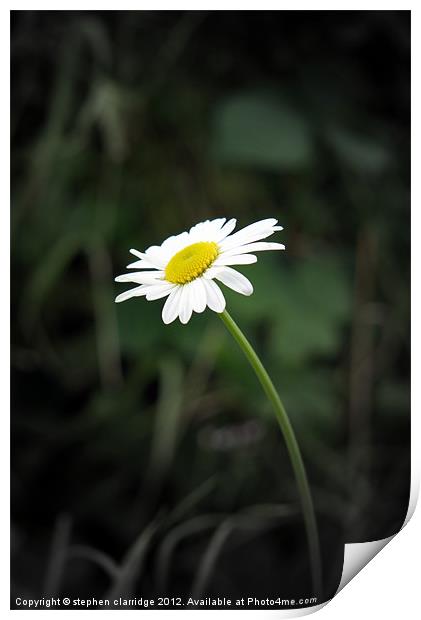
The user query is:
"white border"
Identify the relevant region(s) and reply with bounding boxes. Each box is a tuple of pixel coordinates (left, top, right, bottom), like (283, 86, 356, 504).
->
(5, 3, 418, 618)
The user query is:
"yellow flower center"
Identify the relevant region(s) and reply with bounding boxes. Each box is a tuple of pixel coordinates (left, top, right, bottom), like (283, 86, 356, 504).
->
(165, 241, 219, 284)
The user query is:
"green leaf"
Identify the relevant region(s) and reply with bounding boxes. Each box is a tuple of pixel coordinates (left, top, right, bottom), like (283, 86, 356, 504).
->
(269, 256, 351, 365)
(212, 93, 313, 170)
(327, 126, 390, 173)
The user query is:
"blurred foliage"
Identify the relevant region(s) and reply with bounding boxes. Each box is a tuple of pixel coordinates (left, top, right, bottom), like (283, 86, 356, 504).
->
(213, 93, 314, 169)
(11, 10, 410, 605)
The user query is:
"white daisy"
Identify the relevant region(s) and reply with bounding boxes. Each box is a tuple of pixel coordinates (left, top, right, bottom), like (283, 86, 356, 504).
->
(115, 217, 285, 324)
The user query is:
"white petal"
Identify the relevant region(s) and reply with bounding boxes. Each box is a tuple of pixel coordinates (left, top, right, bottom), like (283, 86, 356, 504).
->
(237, 217, 278, 233)
(219, 228, 279, 251)
(145, 283, 177, 301)
(214, 254, 258, 266)
(214, 217, 227, 227)
(219, 218, 280, 251)
(115, 271, 165, 284)
(203, 279, 226, 313)
(214, 267, 254, 296)
(215, 218, 237, 242)
(129, 248, 144, 259)
(161, 234, 179, 250)
(164, 231, 191, 255)
(179, 285, 193, 324)
(221, 242, 285, 256)
(126, 259, 159, 270)
(202, 266, 225, 279)
(189, 220, 208, 235)
(188, 219, 224, 243)
(129, 248, 164, 269)
(208, 217, 227, 232)
(144, 245, 168, 268)
(115, 285, 149, 303)
(189, 278, 207, 313)
(161, 231, 188, 252)
(162, 286, 183, 324)
(223, 217, 276, 240)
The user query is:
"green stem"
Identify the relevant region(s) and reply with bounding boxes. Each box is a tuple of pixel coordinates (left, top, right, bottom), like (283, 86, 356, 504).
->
(219, 309, 322, 595)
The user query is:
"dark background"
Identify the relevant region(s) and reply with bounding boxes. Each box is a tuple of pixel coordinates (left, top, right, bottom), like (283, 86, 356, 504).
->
(11, 10, 410, 609)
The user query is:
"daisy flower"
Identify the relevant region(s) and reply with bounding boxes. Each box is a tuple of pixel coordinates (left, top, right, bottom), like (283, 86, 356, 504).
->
(115, 217, 285, 324)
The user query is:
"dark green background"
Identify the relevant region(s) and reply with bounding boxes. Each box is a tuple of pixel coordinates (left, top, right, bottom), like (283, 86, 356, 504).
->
(11, 10, 410, 608)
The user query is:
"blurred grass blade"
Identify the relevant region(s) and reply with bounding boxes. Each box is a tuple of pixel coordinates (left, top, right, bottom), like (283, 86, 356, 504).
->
(156, 514, 222, 591)
(191, 519, 234, 598)
(87, 241, 123, 388)
(192, 504, 299, 597)
(20, 231, 83, 332)
(148, 359, 184, 487)
(68, 544, 119, 580)
(168, 476, 217, 525)
(107, 518, 160, 599)
(43, 514, 72, 596)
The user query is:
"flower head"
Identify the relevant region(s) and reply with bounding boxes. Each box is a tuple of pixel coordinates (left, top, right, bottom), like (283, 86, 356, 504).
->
(115, 217, 284, 324)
